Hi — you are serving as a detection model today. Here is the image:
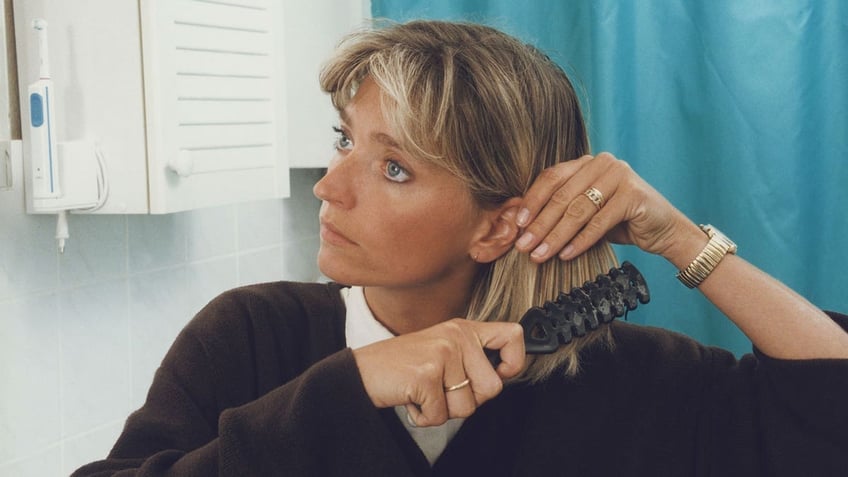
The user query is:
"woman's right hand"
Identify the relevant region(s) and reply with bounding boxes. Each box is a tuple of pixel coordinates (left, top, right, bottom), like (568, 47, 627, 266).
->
(352, 318, 525, 427)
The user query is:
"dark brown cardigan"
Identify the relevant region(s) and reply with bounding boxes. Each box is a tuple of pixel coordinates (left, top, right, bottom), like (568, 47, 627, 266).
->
(72, 281, 848, 476)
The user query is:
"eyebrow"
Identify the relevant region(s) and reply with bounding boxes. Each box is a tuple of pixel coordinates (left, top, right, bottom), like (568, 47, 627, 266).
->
(339, 109, 402, 149)
(371, 132, 401, 149)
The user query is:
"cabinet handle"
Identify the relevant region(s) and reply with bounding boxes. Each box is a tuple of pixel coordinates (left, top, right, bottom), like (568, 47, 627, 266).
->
(168, 149, 194, 177)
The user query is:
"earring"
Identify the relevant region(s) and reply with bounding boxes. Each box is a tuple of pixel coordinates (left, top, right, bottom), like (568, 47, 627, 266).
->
(472, 251, 480, 262)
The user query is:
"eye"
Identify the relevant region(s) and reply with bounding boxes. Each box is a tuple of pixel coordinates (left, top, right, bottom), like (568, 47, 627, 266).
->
(332, 126, 352, 151)
(384, 159, 411, 183)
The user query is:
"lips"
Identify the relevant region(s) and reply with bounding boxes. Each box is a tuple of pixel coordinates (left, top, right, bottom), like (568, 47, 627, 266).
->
(319, 218, 356, 246)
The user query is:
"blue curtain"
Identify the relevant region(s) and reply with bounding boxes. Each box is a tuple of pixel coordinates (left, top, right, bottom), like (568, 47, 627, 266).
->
(372, 0, 848, 355)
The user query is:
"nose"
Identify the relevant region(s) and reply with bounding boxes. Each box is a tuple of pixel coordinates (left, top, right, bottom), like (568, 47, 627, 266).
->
(313, 154, 354, 209)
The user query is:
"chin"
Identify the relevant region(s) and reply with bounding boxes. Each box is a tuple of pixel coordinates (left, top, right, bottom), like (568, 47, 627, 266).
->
(317, 252, 353, 285)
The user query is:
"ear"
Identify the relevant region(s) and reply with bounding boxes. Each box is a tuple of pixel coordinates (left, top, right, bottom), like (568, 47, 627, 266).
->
(470, 197, 523, 264)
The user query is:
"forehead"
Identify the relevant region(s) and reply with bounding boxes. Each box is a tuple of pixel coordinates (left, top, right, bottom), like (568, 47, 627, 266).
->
(338, 77, 473, 192)
(341, 79, 428, 164)
(341, 78, 398, 138)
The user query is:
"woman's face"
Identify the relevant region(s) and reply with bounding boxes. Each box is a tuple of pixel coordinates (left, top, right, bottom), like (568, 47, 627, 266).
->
(313, 78, 485, 290)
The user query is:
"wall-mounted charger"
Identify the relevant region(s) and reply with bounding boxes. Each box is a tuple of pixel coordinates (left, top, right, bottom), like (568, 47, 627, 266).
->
(32, 140, 101, 212)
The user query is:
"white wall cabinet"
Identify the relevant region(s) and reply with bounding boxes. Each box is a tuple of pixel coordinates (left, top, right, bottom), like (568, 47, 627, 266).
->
(282, 0, 365, 169)
(13, 0, 364, 214)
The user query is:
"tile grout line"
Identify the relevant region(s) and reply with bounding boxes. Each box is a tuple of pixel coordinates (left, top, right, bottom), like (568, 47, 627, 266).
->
(125, 214, 135, 430)
(58, 285, 66, 473)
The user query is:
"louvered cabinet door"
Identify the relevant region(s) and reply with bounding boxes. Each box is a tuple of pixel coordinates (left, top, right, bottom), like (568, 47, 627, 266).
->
(140, 0, 289, 213)
(13, 0, 364, 214)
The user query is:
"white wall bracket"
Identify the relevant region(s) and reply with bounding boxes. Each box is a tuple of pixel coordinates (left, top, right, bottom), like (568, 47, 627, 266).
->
(30, 140, 101, 213)
(0, 140, 22, 191)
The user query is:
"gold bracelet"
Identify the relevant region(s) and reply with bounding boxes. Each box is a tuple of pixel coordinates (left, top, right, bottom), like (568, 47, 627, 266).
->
(676, 224, 737, 289)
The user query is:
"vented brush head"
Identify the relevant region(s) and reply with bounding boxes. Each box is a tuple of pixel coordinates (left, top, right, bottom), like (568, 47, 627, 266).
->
(521, 261, 649, 354)
(487, 261, 650, 366)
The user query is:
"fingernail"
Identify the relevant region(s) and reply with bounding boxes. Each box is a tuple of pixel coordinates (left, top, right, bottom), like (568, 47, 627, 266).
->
(406, 411, 417, 428)
(516, 208, 530, 227)
(559, 244, 575, 259)
(531, 242, 549, 259)
(516, 232, 535, 249)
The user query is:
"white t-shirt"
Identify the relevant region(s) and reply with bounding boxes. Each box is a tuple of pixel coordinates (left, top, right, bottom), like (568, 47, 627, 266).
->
(342, 286, 465, 466)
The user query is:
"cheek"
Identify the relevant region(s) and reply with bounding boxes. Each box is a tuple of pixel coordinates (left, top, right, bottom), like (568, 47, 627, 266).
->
(374, 204, 477, 258)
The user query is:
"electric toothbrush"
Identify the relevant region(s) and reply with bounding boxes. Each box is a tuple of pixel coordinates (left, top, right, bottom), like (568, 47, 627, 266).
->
(29, 18, 60, 199)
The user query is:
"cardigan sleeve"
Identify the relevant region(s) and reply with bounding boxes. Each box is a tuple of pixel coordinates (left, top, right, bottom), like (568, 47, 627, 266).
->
(753, 350, 848, 475)
(70, 283, 416, 477)
(704, 311, 848, 476)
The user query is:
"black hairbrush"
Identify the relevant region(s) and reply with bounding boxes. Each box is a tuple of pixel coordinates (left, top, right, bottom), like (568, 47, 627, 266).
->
(486, 261, 650, 367)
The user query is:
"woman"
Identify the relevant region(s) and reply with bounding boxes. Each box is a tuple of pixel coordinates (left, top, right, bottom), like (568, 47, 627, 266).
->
(73, 20, 848, 476)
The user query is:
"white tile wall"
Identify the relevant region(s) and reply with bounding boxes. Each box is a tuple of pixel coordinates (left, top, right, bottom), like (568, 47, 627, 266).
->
(0, 168, 324, 476)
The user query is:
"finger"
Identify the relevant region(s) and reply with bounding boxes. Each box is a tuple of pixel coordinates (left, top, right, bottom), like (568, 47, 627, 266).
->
(411, 382, 449, 427)
(405, 379, 471, 425)
(556, 158, 643, 259)
(515, 157, 588, 231)
(524, 165, 615, 261)
(443, 376, 477, 418)
(528, 189, 601, 262)
(539, 169, 623, 261)
(405, 403, 422, 427)
(437, 319, 491, 416)
(461, 360, 503, 409)
(405, 334, 461, 426)
(515, 156, 601, 257)
(403, 320, 470, 425)
(471, 322, 525, 379)
(527, 154, 630, 262)
(559, 198, 627, 260)
(516, 189, 578, 255)
(441, 349, 476, 420)
(453, 325, 507, 408)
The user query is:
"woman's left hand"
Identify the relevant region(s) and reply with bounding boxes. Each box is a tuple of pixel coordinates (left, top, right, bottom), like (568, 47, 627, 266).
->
(513, 152, 701, 264)
(515, 152, 848, 361)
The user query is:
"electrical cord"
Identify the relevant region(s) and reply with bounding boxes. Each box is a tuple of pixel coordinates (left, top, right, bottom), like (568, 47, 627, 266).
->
(77, 141, 110, 212)
(55, 141, 110, 252)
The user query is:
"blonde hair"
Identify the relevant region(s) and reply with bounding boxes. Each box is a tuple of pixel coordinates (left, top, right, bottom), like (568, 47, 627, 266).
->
(321, 20, 617, 382)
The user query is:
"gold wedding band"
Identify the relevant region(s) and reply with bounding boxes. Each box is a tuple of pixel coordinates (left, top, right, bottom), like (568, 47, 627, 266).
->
(444, 378, 471, 392)
(583, 187, 605, 210)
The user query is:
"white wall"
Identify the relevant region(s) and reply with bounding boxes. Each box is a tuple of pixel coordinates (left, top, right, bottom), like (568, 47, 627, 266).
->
(0, 172, 325, 475)
(0, 0, 326, 474)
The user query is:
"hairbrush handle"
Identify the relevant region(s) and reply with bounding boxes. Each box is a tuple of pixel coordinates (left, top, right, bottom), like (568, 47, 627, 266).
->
(486, 261, 649, 368)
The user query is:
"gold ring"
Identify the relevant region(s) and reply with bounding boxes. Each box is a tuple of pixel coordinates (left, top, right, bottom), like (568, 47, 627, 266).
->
(583, 187, 605, 210)
(444, 378, 471, 392)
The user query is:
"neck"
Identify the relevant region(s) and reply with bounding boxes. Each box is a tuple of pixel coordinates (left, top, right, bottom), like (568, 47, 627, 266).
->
(363, 273, 478, 335)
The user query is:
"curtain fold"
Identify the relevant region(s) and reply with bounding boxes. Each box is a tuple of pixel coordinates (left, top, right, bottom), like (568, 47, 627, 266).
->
(372, 0, 848, 355)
